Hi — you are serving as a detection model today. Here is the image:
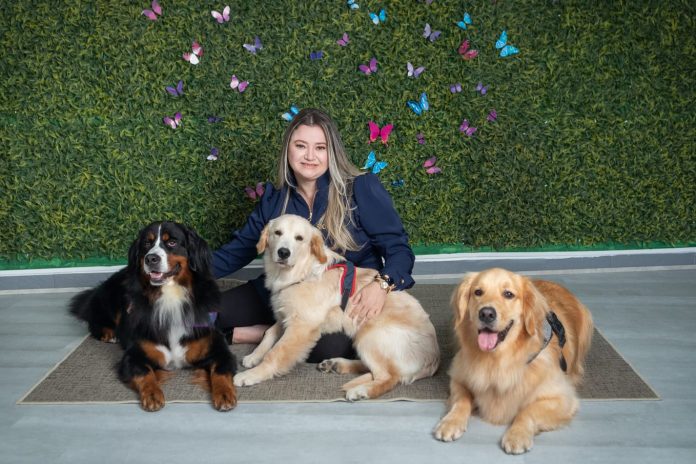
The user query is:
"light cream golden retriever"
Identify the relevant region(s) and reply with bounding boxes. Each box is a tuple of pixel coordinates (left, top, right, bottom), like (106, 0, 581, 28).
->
(434, 268, 593, 454)
(233, 214, 440, 400)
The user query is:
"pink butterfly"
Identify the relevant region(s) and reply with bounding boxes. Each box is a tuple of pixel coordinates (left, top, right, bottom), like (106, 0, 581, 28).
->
(487, 109, 498, 122)
(423, 156, 442, 175)
(142, 0, 162, 20)
(211, 5, 231, 23)
(459, 119, 477, 136)
(183, 41, 203, 65)
(245, 182, 265, 200)
(458, 40, 479, 60)
(163, 112, 182, 129)
(407, 62, 425, 78)
(368, 121, 393, 144)
(230, 75, 249, 93)
(337, 32, 350, 47)
(358, 57, 378, 75)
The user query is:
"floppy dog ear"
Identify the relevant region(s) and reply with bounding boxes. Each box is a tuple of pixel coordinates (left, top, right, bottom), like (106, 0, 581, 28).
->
(522, 277, 550, 337)
(184, 225, 212, 274)
(126, 237, 141, 273)
(310, 231, 328, 264)
(451, 272, 477, 327)
(256, 224, 269, 254)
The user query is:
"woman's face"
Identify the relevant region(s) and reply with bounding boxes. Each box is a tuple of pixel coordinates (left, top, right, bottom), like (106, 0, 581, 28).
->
(287, 124, 329, 185)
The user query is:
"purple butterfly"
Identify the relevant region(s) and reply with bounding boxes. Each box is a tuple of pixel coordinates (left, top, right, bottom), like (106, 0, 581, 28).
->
(459, 119, 477, 136)
(243, 36, 263, 54)
(407, 62, 425, 78)
(229, 75, 249, 93)
(423, 23, 441, 42)
(163, 112, 182, 129)
(207, 115, 223, 123)
(475, 82, 488, 95)
(449, 83, 462, 93)
(165, 80, 183, 97)
(310, 50, 324, 61)
(358, 57, 378, 75)
(416, 133, 426, 145)
(487, 109, 498, 122)
(142, 0, 161, 20)
(337, 32, 350, 47)
(208, 148, 219, 161)
(423, 156, 442, 175)
(245, 182, 265, 200)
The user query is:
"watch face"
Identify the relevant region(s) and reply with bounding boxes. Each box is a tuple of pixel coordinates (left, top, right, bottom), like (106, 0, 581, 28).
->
(379, 280, 389, 289)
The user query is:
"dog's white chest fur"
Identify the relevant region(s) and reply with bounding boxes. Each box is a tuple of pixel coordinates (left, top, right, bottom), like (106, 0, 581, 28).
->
(153, 283, 191, 370)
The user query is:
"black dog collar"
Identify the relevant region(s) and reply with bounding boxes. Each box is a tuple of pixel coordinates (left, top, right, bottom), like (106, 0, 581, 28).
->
(527, 311, 568, 372)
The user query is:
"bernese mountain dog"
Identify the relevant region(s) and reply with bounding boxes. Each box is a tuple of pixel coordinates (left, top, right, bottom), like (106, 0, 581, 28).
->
(69, 221, 237, 412)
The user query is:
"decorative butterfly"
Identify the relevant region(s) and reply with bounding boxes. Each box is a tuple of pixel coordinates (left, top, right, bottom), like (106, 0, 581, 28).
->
(458, 40, 478, 60)
(487, 109, 498, 122)
(423, 156, 442, 175)
(475, 82, 488, 95)
(310, 50, 324, 61)
(211, 6, 230, 23)
(362, 151, 388, 174)
(368, 121, 393, 144)
(183, 41, 203, 65)
(459, 119, 477, 136)
(407, 62, 425, 78)
(456, 13, 472, 30)
(207, 148, 219, 161)
(358, 57, 378, 75)
(165, 80, 183, 97)
(229, 75, 249, 93)
(142, 0, 162, 20)
(407, 92, 429, 116)
(423, 23, 441, 42)
(391, 179, 405, 187)
(449, 82, 462, 93)
(163, 112, 182, 129)
(207, 115, 223, 123)
(416, 133, 425, 145)
(244, 182, 265, 200)
(347, 0, 359, 10)
(495, 30, 519, 57)
(369, 9, 387, 24)
(282, 105, 300, 121)
(337, 32, 350, 47)
(243, 36, 263, 54)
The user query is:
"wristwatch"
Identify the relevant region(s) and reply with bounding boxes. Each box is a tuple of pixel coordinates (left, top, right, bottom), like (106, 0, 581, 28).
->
(374, 273, 396, 293)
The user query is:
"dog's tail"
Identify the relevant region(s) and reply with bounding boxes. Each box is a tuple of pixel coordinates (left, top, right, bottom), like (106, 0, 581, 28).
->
(68, 288, 96, 322)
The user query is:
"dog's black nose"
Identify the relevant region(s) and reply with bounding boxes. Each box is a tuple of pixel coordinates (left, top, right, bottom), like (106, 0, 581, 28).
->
(479, 307, 497, 324)
(145, 254, 160, 267)
(277, 247, 291, 260)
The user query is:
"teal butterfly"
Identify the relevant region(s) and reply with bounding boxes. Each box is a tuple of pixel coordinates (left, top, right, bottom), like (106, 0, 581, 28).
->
(362, 151, 388, 174)
(369, 9, 386, 24)
(456, 13, 472, 30)
(407, 92, 429, 116)
(495, 30, 519, 57)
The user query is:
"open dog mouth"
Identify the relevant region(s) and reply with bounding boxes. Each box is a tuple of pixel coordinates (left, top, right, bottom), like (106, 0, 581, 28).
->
(477, 320, 514, 352)
(148, 263, 181, 285)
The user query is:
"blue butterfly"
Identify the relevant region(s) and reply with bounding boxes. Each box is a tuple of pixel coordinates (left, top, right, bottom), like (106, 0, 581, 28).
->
(362, 151, 388, 174)
(407, 92, 429, 116)
(456, 13, 472, 30)
(282, 105, 300, 121)
(495, 30, 519, 57)
(391, 179, 405, 187)
(369, 8, 386, 24)
(347, 0, 359, 10)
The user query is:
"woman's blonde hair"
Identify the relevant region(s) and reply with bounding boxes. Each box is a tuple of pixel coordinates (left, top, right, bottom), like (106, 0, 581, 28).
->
(277, 108, 363, 252)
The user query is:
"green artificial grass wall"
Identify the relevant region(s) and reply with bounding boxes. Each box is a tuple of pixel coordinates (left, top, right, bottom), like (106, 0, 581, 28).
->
(1, 0, 694, 268)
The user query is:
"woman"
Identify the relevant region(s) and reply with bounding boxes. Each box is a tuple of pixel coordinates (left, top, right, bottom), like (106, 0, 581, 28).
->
(213, 108, 415, 362)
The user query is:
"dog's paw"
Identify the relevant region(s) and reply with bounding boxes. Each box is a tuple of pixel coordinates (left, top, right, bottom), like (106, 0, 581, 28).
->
(233, 368, 264, 387)
(242, 354, 262, 368)
(212, 386, 237, 412)
(433, 417, 466, 442)
(317, 359, 338, 373)
(501, 426, 534, 455)
(345, 385, 371, 401)
(139, 389, 165, 412)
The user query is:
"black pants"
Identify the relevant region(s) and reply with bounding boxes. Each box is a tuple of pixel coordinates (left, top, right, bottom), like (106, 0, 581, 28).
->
(217, 280, 356, 363)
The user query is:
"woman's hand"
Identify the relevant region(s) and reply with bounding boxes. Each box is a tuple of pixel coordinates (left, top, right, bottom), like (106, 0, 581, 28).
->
(347, 281, 388, 325)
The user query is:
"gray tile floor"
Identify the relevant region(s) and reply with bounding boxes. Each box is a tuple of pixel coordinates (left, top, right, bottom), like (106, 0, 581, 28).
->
(1, 267, 695, 463)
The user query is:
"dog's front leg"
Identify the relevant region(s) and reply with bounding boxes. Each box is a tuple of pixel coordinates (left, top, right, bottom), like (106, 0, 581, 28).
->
(242, 322, 283, 368)
(501, 394, 578, 454)
(433, 379, 474, 442)
(234, 323, 322, 386)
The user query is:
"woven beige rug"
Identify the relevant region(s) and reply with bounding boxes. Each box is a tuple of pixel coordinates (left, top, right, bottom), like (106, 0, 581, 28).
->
(18, 284, 659, 405)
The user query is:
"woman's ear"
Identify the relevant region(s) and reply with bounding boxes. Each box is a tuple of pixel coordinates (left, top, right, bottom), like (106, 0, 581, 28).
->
(256, 224, 269, 254)
(452, 272, 477, 327)
(310, 231, 327, 264)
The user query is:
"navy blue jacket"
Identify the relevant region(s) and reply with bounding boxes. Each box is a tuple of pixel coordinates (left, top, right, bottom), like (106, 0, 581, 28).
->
(212, 172, 415, 291)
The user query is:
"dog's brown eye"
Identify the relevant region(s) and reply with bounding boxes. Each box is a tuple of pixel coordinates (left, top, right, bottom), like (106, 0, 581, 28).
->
(503, 290, 515, 299)
(295, 235, 303, 241)
(474, 289, 483, 296)
(274, 230, 282, 236)
(166, 240, 176, 247)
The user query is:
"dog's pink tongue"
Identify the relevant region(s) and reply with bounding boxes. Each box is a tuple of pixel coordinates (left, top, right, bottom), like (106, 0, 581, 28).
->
(150, 272, 163, 280)
(478, 331, 498, 351)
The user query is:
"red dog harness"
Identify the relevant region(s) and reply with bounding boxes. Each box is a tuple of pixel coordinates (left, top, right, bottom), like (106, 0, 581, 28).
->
(326, 261, 357, 311)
